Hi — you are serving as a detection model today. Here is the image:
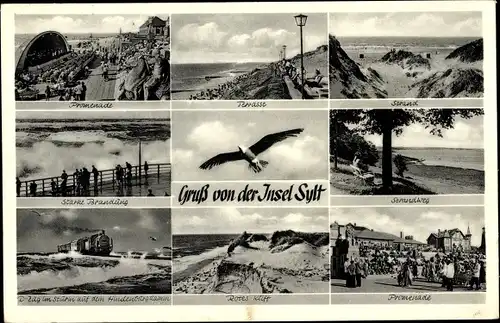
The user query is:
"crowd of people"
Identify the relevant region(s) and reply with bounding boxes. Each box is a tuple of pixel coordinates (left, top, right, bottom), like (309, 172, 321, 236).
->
(15, 51, 94, 100)
(16, 161, 154, 197)
(16, 35, 171, 101)
(342, 245, 486, 291)
(276, 58, 325, 96)
(188, 72, 251, 100)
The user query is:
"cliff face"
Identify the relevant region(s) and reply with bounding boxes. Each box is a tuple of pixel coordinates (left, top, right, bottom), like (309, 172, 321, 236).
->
(409, 68, 484, 98)
(446, 38, 483, 63)
(329, 35, 388, 99)
(380, 49, 431, 70)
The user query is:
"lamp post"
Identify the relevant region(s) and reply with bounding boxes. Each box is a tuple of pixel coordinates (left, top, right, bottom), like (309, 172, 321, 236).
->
(294, 14, 308, 99)
(282, 45, 287, 60)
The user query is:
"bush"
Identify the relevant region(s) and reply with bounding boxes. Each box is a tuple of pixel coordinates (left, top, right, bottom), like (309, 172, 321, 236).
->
(394, 154, 408, 177)
(330, 122, 379, 166)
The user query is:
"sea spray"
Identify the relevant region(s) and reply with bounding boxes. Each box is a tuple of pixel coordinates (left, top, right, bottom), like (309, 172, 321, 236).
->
(17, 254, 166, 292)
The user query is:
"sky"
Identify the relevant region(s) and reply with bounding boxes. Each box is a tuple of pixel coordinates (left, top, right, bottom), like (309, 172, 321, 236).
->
(15, 14, 169, 35)
(363, 114, 484, 149)
(172, 110, 328, 181)
(173, 207, 328, 235)
(330, 206, 484, 246)
(172, 13, 327, 64)
(329, 12, 482, 37)
(16, 110, 170, 120)
(17, 208, 171, 253)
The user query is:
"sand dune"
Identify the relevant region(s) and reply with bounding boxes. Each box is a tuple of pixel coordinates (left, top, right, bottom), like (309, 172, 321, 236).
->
(173, 230, 329, 294)
(329, 36, 483, 99)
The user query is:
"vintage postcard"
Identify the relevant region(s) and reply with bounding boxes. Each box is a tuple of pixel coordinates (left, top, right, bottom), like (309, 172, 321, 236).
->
(1, 1, 498, 322)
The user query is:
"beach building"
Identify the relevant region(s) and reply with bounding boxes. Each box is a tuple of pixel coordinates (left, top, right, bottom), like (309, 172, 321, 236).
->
(16, 31, 71, 75)
(426, 226, 472, 253)
(480, 227, 485, 253)
(329, 221, 425, 278)
(138, 16, 169, 39)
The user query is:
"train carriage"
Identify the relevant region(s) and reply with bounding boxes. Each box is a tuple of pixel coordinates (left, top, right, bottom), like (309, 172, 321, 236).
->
(56, 230, 113, 256)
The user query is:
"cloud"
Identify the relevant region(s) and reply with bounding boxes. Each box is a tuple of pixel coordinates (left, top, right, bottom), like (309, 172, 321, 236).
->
(176, 22, 228, 50)
(16, 15, 154, 35)
(173, 208, 328, 234)
(187, 121, 241, 152)
(329, 12, 482, 37)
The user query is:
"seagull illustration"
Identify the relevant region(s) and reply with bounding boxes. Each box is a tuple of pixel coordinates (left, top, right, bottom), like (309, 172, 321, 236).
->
(149, 236, 158, 241)
(199, 128, 304, 173)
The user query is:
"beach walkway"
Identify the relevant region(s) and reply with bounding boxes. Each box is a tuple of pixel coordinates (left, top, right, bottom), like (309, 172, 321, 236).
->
(283, 75, 303, 99)
(18, 163, 171, 197)
(84, 57, 118, 101)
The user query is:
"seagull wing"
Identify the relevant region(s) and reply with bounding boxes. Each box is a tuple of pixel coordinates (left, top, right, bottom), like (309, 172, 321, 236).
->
(199, 151, 242, 170)
(249, 128, 304, 155)
(31, 210, 43, 217)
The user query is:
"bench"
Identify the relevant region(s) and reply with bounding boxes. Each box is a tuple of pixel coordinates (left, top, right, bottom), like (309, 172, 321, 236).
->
(350, 165, 375, 184)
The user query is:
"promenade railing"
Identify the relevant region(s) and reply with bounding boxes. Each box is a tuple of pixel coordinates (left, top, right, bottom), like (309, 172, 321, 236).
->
(18, 163, 171, 197)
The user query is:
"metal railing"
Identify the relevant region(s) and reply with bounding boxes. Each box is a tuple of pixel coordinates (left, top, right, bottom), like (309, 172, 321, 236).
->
(17, 163, 171, 197)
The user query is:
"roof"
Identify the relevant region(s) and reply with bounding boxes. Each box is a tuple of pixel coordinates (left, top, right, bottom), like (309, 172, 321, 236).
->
(434, 228, 466, 239)
(355, 229, 399, 241)
(139, 16, 167, 29)
(395, 237, 426, 245)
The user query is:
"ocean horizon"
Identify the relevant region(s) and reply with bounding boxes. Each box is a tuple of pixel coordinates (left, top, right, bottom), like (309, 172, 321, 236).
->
(390, 147, 484, 171)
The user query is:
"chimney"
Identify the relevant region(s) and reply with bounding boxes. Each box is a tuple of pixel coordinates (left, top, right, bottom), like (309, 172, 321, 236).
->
(400, 231, 403, 238)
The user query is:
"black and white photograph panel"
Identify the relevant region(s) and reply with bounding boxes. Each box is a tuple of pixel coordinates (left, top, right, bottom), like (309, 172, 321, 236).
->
(16, 110, 171, 197)
(171, 13, 328, 100)
(172, 109, 328, 181)
(328, 12, 483, 99)
(17, 208, 172, 295)
(15, 14, 170, 101)
(329, 108, 484, 195)
(172, 207, 329, 294)
(330, 206, 486, 293)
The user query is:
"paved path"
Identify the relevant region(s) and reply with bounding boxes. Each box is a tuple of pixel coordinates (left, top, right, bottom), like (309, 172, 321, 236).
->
(331, 275, 485, 293)
(283, 75, 303, 99)
(84, 57, 118, 101)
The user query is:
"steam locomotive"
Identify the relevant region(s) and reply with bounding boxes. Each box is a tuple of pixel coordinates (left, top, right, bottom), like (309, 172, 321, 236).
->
(57, 230, 113, 256)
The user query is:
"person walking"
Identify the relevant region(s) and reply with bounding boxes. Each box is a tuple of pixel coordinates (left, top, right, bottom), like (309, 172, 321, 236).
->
(445, 258, 455, 291)
(355, 259, 363, 287)
(347, 260, 356, 288)
(45, 85, 51, 101)
(92, 165, 99, 189)
(470, 259, 481, 290)
(344, 258, 350, 287)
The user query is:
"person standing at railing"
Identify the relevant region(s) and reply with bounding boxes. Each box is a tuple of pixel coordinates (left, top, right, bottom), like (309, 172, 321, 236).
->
(30, 181, 37, 197)
(92, 165, 99, 192)
(144, 161, 149, 178)
(16, 177, 21, 197)
(51, 179, 57, 196)
(61, 170, 68, 196)
(74, 169, 81, 196)
(81, 167, 90, 196)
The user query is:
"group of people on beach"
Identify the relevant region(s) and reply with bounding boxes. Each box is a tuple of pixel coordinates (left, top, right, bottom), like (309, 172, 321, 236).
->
(16, 161, 152, 197)
(188, 72, 251, 100)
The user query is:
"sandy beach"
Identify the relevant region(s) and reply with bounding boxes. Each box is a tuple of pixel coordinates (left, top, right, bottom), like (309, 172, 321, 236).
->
(173, 231, 329, 294)
(330, 152, 484, 195)
(329, 36, 483, 99)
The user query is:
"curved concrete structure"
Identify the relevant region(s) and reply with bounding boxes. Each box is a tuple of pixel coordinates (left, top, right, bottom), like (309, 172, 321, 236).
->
(15, 31, 70, 74)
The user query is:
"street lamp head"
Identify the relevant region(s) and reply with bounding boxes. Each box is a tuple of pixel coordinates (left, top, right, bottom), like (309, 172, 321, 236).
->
(294, 14, 308, 27)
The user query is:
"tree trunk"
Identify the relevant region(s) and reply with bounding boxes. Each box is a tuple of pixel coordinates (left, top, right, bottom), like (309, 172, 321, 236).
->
(334, 117, 338, 169)
(381, 113, 393, 193)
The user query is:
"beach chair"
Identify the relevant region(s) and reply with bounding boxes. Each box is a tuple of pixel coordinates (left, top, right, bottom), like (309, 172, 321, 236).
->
(350, 164, 375, 184)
